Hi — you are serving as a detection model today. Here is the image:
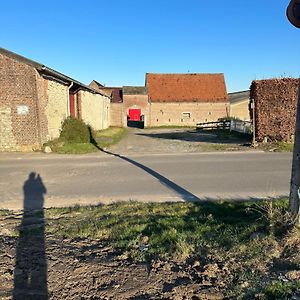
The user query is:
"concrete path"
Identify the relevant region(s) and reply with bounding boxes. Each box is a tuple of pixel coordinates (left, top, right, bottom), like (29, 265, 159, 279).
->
(0, 151, 292, 210)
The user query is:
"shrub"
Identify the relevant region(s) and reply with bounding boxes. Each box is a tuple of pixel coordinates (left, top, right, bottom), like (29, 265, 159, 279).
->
(60, 117, 90, 144)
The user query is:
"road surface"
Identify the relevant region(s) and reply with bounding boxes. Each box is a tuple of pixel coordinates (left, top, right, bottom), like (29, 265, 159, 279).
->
(0, 151, 292, 210)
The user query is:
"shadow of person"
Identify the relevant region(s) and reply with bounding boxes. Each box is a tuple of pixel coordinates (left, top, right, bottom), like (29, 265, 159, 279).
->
(13, 172, 48, 300)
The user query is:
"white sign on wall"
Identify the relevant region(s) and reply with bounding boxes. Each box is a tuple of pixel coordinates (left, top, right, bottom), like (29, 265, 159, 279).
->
(17, 105, 29, 115)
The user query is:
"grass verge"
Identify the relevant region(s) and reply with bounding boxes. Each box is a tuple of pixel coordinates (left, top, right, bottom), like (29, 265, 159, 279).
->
(44, 127, 127, 154)
(44, 139, 98, 154)
(45, 199, 300, 298)
(2, 198, 300, 298)
(94, 127, 127, 149)
(258, 141, 294, 153)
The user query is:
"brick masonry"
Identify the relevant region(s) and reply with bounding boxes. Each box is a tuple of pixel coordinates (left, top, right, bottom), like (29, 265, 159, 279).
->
(0, 53, 41, 151)
(110, 103, 123, 127)
(123, 94, 150, 126)
(149, 102, 229, 126)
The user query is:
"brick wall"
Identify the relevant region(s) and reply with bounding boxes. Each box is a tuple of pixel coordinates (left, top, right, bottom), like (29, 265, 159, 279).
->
(149, 102, 229, 126)
(123, 94, 150, 126)
(110, 103, 123, 127)
(0, 53, 40, 151)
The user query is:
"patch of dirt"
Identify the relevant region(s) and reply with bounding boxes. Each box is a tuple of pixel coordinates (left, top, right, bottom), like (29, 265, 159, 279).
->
(1, 212, 300, 300)
(0, 234, 233, 300)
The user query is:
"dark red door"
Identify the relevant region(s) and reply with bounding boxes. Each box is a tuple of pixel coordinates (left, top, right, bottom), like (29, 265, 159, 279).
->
(69, 93, 75, 117)
(128, 108, 141, 121)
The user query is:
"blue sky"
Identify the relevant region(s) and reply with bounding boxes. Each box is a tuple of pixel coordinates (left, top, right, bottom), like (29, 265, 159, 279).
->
(0, 0, 299, 92)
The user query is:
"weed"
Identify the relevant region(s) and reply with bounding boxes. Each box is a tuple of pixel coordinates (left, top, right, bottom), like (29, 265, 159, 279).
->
(263, 281, 300, 299)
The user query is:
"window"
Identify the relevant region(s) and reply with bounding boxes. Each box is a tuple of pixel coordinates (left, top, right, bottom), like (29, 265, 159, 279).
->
(182, 112, 191, 119)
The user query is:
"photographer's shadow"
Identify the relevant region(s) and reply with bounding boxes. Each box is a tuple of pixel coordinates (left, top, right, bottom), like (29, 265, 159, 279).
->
(13, 172, 48, 300)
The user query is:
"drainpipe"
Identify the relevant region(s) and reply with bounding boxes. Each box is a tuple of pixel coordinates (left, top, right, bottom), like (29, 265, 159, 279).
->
(67, 82, 74, 117)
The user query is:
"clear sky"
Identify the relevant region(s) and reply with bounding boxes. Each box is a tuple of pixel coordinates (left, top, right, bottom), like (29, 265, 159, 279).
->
(0, 0, 299, 92)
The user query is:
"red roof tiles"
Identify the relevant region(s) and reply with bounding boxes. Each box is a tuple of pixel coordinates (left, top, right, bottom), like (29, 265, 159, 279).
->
(146, 73, 228, 103)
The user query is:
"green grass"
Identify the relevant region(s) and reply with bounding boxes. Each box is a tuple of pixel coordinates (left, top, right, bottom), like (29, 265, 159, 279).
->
(46, 199, 291, 261)
(258, 141, 294, 153)
(3, 199, 300, 298)
(44, 140, 98, 154)
(44, 127, 127, 154)
(263, 281, 300, 299)
(94, 127, 127, 149)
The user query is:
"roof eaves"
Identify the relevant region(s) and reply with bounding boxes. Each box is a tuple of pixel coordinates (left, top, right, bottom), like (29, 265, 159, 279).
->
(0, 47, 110, 98)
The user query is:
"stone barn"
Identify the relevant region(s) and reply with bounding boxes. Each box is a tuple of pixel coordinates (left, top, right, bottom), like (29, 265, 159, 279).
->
(0, 48, 110, 151)
(146, 73, 229, 126)
(91, 73, 229, 128)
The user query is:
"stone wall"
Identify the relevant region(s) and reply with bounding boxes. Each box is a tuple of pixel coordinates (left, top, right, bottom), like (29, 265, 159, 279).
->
(0, 53, 40, 151)
(149, 102, 229, 126)
(45, 79, 69, 140)
(79, 90, 110, 130)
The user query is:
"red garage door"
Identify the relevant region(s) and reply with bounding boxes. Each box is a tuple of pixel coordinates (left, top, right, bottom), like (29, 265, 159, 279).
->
(128, 108, 141, 121)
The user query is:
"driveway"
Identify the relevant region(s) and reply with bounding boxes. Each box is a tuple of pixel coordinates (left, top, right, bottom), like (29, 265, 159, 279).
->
(0, 151, 292, 210)
(109, 128, 253, 154)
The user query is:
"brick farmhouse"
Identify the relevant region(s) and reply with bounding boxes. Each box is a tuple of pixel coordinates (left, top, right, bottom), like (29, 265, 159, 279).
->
(0, 48, 110, 151)
(91, 73, 229, 127)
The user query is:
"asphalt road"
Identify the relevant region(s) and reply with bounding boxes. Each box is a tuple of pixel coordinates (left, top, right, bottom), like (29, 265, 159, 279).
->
(0, 151, 292, 210)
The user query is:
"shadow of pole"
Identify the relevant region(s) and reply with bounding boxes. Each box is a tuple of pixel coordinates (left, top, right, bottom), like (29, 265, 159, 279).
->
(13, 172, 48, 300)
(100, 149, 201, 202)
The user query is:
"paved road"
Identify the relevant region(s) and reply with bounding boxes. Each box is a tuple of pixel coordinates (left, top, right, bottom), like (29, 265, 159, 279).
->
(0, 151, 292, 210)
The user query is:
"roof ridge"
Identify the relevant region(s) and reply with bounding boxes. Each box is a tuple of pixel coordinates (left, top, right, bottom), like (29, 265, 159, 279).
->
(146, 72, 224, 76)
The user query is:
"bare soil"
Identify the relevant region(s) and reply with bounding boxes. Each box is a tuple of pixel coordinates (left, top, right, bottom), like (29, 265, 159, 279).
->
(1, 235, 229, 300)
(1, 208, 300, 300)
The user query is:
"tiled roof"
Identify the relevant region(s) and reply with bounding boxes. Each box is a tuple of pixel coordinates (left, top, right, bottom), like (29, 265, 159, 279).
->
(89, 81, 123, 102)
(146, 73, 228, 102)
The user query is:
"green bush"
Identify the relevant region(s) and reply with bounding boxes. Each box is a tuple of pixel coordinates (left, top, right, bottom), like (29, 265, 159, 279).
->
(60, 117, 90, 144)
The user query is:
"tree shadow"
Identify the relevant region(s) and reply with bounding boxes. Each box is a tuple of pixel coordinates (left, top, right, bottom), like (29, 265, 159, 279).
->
(13, 172, 48, 300)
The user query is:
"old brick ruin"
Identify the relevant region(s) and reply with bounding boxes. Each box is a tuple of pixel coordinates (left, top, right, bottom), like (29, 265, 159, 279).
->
(250, 78, 300, 142)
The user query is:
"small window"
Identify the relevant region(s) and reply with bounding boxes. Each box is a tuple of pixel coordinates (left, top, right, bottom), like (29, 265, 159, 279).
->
(182, 112, 191, 119)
